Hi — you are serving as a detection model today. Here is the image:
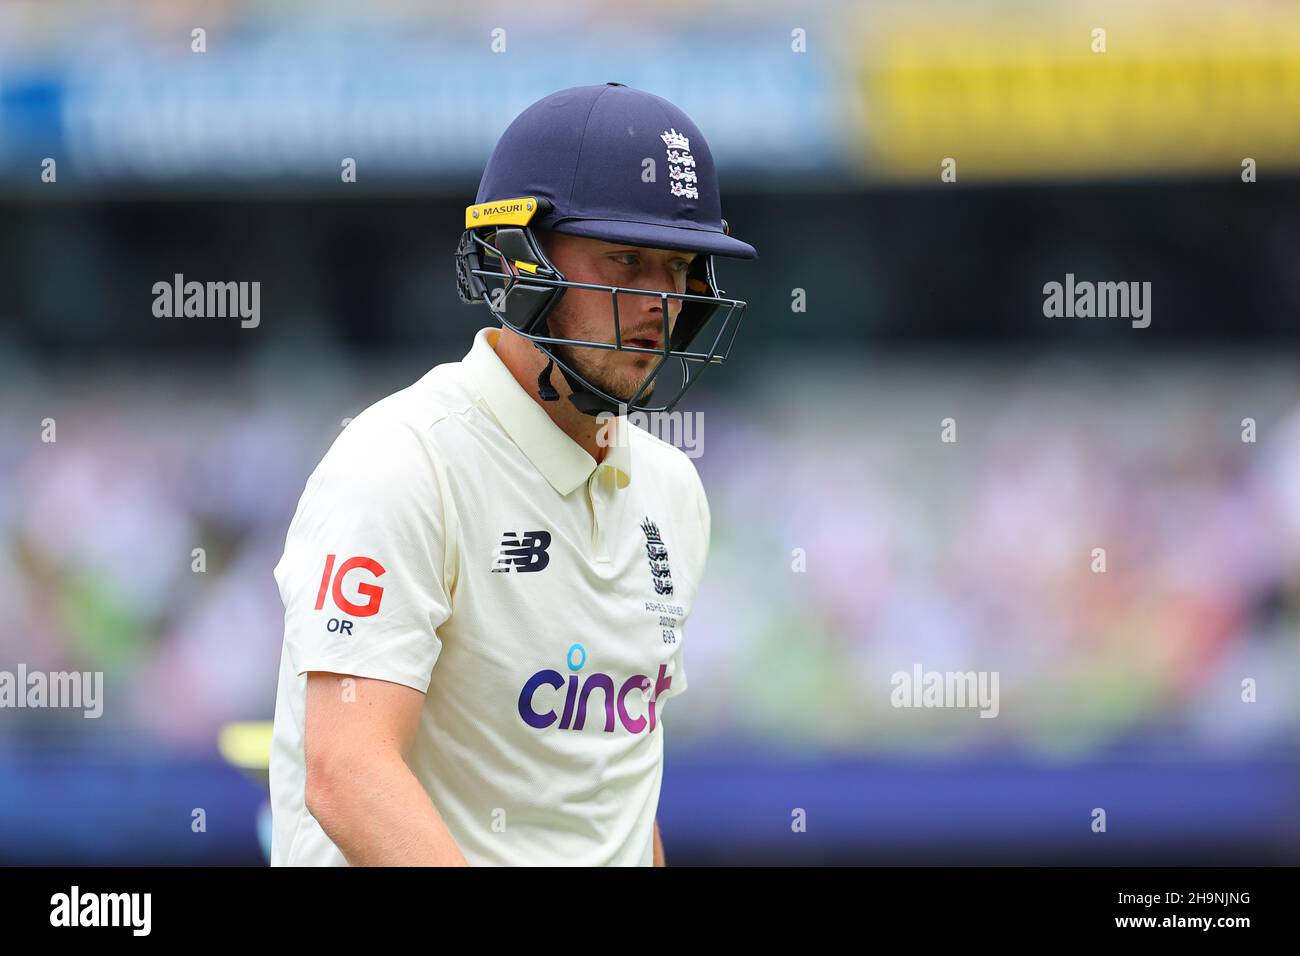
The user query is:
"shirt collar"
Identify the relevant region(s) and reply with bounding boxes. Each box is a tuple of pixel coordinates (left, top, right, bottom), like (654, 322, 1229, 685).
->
(462, 327, 632, 497)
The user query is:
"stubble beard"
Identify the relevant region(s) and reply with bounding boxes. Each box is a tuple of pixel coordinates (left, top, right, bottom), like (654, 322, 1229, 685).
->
(550, 341, 657, 405)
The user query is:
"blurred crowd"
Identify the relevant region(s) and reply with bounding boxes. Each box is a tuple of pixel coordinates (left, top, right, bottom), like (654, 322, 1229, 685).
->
(3, 353, 1297, 758)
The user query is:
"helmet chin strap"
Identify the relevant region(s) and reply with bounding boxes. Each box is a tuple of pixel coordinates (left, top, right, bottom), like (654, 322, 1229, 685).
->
(536, 354, 561, 402)
(533, 343, 627, 418)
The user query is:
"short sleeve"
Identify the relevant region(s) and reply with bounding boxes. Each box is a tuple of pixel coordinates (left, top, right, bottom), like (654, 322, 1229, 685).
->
(273, 414, 456, 694)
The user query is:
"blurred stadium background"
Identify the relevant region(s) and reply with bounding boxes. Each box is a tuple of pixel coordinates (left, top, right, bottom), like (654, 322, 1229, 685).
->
(1, 0, 1298, 864)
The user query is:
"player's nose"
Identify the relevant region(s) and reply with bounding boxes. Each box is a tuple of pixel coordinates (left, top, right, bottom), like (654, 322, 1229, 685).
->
(631, 292, 681, 333)
(639, 265, 685, 317)
(642, 289, 681, 317)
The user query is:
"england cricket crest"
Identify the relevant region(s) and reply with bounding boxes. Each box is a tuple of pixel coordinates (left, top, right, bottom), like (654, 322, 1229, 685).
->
(640, 517, 675, 596)
(661, 129, 699, 200)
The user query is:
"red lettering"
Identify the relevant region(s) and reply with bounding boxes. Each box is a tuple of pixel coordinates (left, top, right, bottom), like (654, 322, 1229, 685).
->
(314, 554, 336, 610)
(330, 556, 386, 617)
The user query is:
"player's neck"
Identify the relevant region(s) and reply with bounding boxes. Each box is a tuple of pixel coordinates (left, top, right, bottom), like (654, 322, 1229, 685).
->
(494, 329, 609, 466)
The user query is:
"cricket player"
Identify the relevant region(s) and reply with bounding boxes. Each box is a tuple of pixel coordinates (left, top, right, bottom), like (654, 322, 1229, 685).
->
(268, 83, 756, 866)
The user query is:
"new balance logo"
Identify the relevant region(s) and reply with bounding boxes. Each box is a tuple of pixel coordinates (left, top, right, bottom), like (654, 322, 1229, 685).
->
(491, 531, 552, 573)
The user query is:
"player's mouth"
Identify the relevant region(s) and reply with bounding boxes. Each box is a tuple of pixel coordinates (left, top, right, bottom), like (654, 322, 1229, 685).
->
(622, 336, 662, 351)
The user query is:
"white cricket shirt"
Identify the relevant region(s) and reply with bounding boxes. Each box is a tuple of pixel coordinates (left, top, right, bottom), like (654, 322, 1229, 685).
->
(268, 326, 709, 866)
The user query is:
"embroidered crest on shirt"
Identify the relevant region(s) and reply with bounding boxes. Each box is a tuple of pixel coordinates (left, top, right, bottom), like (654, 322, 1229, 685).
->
(640, 517, 674, 596)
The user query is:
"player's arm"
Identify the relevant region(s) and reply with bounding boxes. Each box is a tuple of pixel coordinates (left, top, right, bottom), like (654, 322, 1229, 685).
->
(304, 671, 468, 866)
(653, 819, 665, 867)
(275, 413, 463, 863)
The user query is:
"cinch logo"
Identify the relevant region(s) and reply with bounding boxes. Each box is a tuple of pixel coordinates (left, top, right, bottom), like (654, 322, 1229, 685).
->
(517, 643, 672, 734)
(315, 554, 386, 617)
(491, 530, 551, 573)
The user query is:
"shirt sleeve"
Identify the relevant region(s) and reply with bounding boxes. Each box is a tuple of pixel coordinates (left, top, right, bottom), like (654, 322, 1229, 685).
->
(273, 413, 457, 694)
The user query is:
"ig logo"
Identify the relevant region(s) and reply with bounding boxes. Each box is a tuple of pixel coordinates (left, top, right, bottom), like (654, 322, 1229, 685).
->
(315, 554, 386, 634)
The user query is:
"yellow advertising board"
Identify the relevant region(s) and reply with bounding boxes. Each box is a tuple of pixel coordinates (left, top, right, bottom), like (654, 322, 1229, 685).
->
(846, 1, 1300, 180)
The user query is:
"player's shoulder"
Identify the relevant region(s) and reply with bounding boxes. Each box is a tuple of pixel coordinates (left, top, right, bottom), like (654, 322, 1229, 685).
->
(311, 361, 475, 492)
(350, 361, 476, 440)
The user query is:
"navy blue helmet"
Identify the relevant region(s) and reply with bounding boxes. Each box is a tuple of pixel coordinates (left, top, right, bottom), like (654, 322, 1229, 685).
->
(455, 83, 756, 417)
